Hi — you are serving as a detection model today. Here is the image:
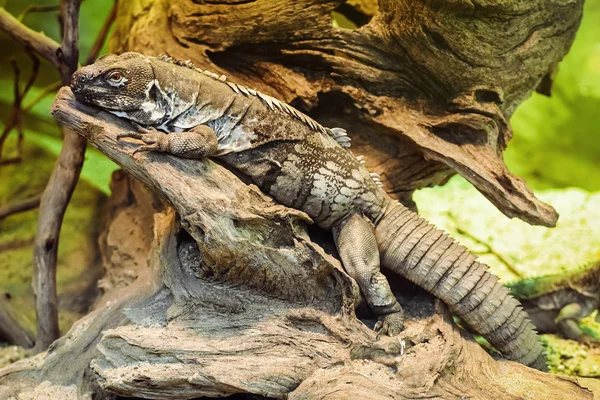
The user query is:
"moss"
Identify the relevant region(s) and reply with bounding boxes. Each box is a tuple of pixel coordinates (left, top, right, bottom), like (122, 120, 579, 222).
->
(544, 332, 600, 377)
(415, 176, 600, 282)
(416, 176, 600, 376)
(0, 344, 31, 369)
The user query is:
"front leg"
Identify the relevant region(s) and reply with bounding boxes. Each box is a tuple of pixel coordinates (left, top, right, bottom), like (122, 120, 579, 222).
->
(333, 213, 405, 336)
(555, 303, 584, 340)
(117, 124, 218, 159)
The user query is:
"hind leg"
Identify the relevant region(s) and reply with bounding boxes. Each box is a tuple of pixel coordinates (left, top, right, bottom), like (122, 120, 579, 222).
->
(333, 213, 405, 336)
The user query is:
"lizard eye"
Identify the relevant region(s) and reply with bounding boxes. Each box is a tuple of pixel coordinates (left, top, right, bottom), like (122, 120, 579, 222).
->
(107, 71, 125, 85)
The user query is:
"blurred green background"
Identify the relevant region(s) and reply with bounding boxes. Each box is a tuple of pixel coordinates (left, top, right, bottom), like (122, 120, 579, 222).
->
(0, 0, 599, 374)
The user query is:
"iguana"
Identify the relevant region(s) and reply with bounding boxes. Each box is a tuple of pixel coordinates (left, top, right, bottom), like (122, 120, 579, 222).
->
(506, 261, 600, 343)
(70, 52, 546, 370)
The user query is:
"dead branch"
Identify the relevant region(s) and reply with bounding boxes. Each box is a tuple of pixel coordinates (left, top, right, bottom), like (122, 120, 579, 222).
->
(0, 8, 61, 68)
(85, 0, 117, 64)
(1, 1, 118, 351)
(1, 87, 598, 399)
(31, 0, 86, 352)
(0, 195, 42, 221)
(0, 297, 34, 348)
(111, 0, 583, 227)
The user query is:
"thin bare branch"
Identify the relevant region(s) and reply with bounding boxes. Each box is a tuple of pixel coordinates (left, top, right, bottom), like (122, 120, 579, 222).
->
(23, 81, 62, 112)
(22, 51, 41, 96)
(85, 0, 117, 64)
(0, 60, 22, 160)
(0, 8, 61, 68)
(17, 4, 60, 22)
(0, 52, 40, 163)
(0, 195, 42, 220)
(32, 0, 85, 353)
(0, 297, 34, 348)
(0, 58, 21, 158)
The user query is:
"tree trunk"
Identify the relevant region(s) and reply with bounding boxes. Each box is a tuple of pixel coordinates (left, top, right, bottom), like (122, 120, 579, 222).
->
(0, 1, 592, 398)
(110, 0, 580, 227)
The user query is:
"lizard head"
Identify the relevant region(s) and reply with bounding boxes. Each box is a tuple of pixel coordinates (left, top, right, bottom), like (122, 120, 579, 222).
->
(71, 52, 154, 111)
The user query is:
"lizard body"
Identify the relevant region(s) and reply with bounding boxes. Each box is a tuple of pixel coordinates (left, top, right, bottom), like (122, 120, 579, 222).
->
(507, 261, 600, 341)
(71, 52, 546, 369)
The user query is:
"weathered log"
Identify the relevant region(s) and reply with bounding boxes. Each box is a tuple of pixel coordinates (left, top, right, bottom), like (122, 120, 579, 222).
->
(110, 0, 583, 227)
(0, 297, 33, 349)
(0, 88, 598, 399)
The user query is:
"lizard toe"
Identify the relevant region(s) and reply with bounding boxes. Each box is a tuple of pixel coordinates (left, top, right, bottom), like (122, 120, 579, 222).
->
(132, 143, 161, 155)
(375, 312, 405, 338)
(132, 132, 169, 155)
(116, 131, 144, 141)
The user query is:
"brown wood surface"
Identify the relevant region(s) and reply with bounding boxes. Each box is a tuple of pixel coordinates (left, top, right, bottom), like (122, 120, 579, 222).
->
(109, 0, 583, 227)
(1, 88, 597, 399)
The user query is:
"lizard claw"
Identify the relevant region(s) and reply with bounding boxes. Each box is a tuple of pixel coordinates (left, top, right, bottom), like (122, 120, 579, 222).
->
(131, 130, 169, 156)
(116, 128, 169, 156)
(130, 121, 155, 134)
(375, 312, 405, 339)
(132, 143, 161, 155)
(116, 131, 144, 141)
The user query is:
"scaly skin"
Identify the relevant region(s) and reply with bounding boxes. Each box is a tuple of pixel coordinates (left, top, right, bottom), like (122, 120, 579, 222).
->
(70, 52, 546, 369)
(506, 261, 600, 342)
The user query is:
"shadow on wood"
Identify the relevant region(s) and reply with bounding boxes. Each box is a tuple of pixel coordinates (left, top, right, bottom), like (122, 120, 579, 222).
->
(109, 0, 585, 227)
(0, 89, 598, 399)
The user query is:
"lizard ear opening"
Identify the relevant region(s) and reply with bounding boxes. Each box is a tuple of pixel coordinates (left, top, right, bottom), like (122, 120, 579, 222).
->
(148, 80, 159, 104)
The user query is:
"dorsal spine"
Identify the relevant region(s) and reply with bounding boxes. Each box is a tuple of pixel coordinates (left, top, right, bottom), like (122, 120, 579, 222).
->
(155, 54, 351, 149)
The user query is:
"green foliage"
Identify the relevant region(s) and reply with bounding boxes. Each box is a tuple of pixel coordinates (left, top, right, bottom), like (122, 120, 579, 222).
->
(415, 178, 600, 281)
(0, 80, 119, 194)
(507, 0, 600, 191)
(0, 0, 117, 194)
(331, 11, 358, 30)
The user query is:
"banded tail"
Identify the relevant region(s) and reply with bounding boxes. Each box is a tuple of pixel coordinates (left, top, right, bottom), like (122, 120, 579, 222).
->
(375, 201, 546, 370)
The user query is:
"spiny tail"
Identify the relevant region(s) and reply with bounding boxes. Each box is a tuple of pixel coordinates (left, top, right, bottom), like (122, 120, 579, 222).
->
(375, 201, 546, 370)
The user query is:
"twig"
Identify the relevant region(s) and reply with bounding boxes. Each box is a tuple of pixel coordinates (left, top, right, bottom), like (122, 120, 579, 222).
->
(0, 52, 39, 163)
(85, 0, 117, 64)
(0, 195, 42, 220)
(446, 213, 523, 278)
(0, 8, 61, 68)
(32, 0, 86, 353)
(23, 81, 62, 112)
(18, 5, 60, 22)
(0, 60, 21, 159)
(0, 296, 34, 348)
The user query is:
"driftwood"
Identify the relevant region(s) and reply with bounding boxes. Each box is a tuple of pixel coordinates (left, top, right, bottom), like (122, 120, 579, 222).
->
(1, 87, 599, 399)
(0, 297, 33, 349)
(0, 1, 591, 398)
(110, 0, 582, 227)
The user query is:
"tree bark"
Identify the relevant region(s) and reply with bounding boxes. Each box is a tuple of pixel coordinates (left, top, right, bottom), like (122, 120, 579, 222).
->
(32, 0, 87, 352)
(1, 88, 598, 399)
(110, 0, 582, 227)
(0, 1, 589, 398)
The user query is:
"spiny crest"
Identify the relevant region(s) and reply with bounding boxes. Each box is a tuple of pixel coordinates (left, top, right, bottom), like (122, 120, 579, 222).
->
(370, 172, 384, 187)
(156, 54, 351, 148)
